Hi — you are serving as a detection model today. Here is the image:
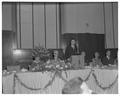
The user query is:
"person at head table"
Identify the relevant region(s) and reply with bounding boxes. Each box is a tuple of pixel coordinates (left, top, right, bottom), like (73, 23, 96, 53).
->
(29, 56, 41, 71)
(53, 50, 60, 61)
(90, 52, 102, 67)
(65, 39, 78, 60)
(49, 50, 63, 64)
(102, 50, 114, 66)
(79, 51, 87, 67)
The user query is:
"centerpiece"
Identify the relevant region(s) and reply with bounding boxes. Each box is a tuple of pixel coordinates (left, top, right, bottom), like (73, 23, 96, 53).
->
(30, 44, 71, 72)
(32, 45, 50, 62)
(29, 45, 50, 71)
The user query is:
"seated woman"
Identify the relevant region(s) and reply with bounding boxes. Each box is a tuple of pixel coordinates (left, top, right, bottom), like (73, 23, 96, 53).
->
(51, 50, 61, 63)
(46, 50, 65, 67)
(90, 52, 102, 67)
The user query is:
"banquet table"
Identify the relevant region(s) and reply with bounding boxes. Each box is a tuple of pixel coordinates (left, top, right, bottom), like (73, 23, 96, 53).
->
(2, 68, 118, 94)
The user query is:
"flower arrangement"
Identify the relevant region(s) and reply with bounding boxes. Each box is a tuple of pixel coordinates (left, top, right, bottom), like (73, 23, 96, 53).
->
(31, 45, 72, 72)
(45, 60, 71, 71)
(32, 44, 50, 62)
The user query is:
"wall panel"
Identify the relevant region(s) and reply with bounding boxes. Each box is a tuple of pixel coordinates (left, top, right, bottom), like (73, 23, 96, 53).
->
(21, 23, 33, 48)
(33, 3, 45, 47)
(113, 3, 118, 48)
(2, 3, 12, 31)
(56, 3, 60, 48)
(15, 3, 117, 49)
(20, 4, 33, 48)
(61, 3, 104, 34)
(61, 3, 118, 48)
(46, 4, 57, 48)
(17, 3, 20, 48)
(104, 3, 114, 48)
(16, 3, 59, 49)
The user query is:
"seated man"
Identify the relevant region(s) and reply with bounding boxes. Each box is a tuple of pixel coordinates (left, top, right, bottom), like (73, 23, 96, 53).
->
(79, 51, 87, 67)
(62, 77, 95, 94)
(102, 50, 114, 66)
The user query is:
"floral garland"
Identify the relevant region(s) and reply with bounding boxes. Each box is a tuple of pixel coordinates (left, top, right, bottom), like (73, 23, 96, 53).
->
(11, 69, 118, 93)
(12, 70, 93, 92)
(84, 69, 94, 81)
(13, 70, 68, 92)
(14, 74, 42, 90)
(92, 73, 118, 90)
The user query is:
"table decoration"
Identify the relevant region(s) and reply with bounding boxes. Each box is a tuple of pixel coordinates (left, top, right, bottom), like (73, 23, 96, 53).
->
(3, 68, 118, 94)
(32, 44, 50, 62)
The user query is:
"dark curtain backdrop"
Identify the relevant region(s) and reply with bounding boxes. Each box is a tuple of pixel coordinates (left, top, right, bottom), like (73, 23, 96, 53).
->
(61, 33, 105, 63)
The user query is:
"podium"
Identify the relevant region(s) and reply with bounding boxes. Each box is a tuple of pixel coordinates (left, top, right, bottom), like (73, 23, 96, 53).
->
(71, 55, 85, 68)
(71, 55, 80, 68)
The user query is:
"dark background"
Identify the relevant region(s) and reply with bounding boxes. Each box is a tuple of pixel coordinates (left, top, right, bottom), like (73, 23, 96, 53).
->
(2, 31, 118, 70)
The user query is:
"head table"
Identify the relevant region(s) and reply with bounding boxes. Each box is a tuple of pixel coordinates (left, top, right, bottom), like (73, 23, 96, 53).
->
(2, 67, 118, 94)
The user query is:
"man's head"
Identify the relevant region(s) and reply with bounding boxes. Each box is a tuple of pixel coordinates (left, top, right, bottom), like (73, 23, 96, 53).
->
(106, 50, 111, 57)
(81, 51, 86, 56)
(94, 52, 99, 58)
(53, 50, 59, 58)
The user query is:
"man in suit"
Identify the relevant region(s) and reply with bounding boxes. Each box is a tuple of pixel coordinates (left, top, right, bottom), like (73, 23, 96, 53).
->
(102, 50, 114, 66)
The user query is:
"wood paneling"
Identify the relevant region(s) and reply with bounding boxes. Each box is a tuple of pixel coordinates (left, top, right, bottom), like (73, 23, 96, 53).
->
(13, 49, 33, 69)
(61, 33, 105, 63)
(2, 31, 14, 69)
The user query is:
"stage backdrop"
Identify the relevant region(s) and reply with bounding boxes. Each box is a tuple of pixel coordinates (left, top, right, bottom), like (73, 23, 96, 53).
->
(2, 2, 117, 49)
(2, 3, 118, 68)
(60, 3, 118, 48)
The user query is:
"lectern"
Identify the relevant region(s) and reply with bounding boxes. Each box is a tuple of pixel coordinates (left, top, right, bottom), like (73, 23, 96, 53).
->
(71, 55, 80, 69)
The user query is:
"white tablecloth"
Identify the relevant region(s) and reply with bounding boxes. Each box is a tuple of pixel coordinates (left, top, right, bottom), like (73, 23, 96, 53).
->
(2, 68, 118, 94)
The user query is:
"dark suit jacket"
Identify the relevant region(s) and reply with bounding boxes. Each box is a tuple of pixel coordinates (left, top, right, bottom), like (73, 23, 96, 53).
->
(102, 56, 114, 66)
(65, 45, 77, 59)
